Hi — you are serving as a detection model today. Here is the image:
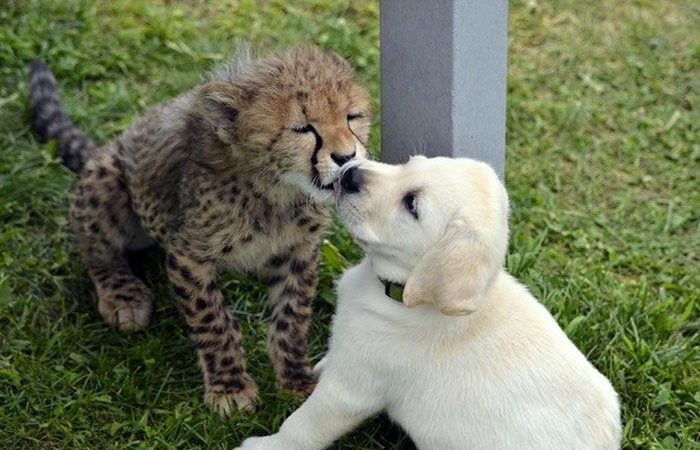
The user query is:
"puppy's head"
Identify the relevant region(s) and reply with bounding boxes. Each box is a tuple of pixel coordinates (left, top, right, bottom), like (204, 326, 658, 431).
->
(335, 156, 509, 316)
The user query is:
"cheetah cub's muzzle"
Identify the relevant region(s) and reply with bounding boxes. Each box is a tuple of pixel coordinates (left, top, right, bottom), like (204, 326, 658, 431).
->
(282, 113, 369, 203)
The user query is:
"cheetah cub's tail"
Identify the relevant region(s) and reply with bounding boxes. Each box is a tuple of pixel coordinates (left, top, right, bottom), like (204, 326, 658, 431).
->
(28, 59, 97, 173)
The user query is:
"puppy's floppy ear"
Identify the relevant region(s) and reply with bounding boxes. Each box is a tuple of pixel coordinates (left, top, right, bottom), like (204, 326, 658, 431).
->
(197, 81, 249, 144)
(403, 186, 509, 316)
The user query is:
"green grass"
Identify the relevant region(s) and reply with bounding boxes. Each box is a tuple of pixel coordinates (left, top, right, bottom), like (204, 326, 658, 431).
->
(0, 0, 698, 448)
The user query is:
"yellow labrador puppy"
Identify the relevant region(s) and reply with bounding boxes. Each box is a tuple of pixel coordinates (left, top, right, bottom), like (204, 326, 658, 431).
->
(236, 157, 621, 450)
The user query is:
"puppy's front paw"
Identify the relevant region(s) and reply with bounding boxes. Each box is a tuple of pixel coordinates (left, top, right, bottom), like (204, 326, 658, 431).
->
(234, 435, 284, 450)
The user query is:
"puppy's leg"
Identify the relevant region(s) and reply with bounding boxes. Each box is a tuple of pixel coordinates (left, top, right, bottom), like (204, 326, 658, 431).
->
(265, 245, 319, 394)
(166, 248, 258, 417)
(71, 153, 153, 332)
(235, 367, 384, 450)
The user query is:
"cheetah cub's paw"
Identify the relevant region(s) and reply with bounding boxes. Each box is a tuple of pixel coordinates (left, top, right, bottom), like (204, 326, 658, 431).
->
(96, 280, 153, 333)
(234, 435, 286, 450)
(205, 380, 260, 417)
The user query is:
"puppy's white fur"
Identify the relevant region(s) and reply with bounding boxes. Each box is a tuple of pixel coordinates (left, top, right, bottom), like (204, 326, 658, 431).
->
(236, 157, 621, 450)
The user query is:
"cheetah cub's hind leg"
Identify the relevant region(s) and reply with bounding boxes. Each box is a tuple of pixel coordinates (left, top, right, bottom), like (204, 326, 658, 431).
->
(70, 152, 153, 332)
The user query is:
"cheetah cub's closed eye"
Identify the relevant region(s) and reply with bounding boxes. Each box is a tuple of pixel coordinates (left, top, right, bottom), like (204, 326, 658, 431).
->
(28, 46, 372, 417)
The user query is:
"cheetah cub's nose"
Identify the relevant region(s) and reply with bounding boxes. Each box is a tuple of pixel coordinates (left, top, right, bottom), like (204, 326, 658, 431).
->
(331, 151, 356, 167)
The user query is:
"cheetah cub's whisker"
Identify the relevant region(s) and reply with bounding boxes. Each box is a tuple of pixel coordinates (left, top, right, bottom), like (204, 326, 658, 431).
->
(28, 45, 372, 416)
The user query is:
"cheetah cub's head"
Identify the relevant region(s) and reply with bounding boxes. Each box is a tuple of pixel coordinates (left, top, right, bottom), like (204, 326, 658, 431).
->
(197, 45, 371, 203)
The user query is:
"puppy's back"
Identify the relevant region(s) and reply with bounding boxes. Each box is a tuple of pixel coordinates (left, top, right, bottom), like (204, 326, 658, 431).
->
(474, 272, 621, 449)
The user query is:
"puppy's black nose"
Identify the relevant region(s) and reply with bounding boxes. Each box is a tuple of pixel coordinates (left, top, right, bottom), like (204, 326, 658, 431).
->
(331, 151, 356, 167)
(340, 166, 362, 193)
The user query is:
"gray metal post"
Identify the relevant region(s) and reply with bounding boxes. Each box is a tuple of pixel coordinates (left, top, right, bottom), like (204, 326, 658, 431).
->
(380, 0, 508, 177)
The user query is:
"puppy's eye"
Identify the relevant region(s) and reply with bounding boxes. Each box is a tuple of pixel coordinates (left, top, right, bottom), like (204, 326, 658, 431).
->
(403, 193, 419, 219)
(291, 124, 316, 134)
(347, 113, 364, 121)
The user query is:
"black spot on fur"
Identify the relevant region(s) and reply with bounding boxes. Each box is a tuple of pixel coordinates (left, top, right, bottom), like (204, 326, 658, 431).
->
(211, 325, 226, 335)
(221, 337, 233, 351)
(201, 313, 216, 324)
(223, 379, 245, 391)
(268, 254, 288, 268)
(220, 356, 234, 367)
(107, 212, 120, 228)
(282, 284, 303, 299)
(190, 325, 212, 334)
(266, 274, 284, 285)
(282, 303, 296, 318)
(181, 304, 196, 317)
(179, 266, 194, 283)
(173, 284, 188, 299)
(283, 357, 305, 371)
(204, 352, 217, 372)
(290, 259, 307, 274)
(222, 105, 238, 122)
(194, 339, 219, 350)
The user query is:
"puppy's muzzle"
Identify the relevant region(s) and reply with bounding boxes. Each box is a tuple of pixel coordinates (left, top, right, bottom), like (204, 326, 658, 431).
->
(339, 165, 363, 193)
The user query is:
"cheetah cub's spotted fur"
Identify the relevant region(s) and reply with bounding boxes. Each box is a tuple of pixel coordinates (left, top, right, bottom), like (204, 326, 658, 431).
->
(28, 46, 371, 416)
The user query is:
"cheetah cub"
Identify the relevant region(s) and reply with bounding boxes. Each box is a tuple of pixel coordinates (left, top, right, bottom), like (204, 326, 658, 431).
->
(28, 46, 371, 416)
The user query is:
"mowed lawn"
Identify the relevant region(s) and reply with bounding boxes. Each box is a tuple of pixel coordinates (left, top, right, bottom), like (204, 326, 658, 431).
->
(0, 0, 698, 448)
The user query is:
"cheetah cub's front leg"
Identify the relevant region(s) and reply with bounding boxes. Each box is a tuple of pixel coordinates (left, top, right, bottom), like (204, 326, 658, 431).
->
(70, 153, 153, 332)
(166, 247, 259, 416)
(265, 243, 321, 394)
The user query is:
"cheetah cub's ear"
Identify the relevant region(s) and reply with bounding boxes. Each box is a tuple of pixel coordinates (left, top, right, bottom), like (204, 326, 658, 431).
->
(197, 82, 248, 144)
